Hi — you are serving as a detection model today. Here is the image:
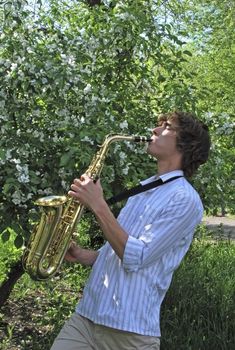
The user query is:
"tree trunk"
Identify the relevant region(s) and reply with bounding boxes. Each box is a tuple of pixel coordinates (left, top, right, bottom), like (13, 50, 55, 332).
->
(0, 259, 24, 308)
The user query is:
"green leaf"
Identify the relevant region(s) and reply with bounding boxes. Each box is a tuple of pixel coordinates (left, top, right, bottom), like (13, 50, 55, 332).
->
(157, 75, 166, 83)
(14, 235, 24, 249)
(3, 178, 16, 194)
(183, 50, 193, 57)
(60, 152, 72, 167)
(1, 230, 10, 243)
(0, 149, 6, 160)
(11, 222, 22, 235)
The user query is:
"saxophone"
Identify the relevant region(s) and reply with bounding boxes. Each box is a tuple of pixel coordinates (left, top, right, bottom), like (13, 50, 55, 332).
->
(22, 134, 151, 280)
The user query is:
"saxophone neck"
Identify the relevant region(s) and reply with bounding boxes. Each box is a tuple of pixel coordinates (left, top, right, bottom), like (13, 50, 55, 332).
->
(86, 134, 151, 178)
(104, 134, 151, 144)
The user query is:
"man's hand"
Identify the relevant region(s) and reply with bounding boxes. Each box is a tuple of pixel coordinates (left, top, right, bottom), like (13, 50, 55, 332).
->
(64, 241, 82, 262)
(64, 241, 99, 266)
(68, 174, 128, 261)
(68, 174, 105, 213)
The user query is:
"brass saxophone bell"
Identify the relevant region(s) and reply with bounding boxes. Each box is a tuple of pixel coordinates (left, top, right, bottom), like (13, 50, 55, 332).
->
(35, 195, 67, 207)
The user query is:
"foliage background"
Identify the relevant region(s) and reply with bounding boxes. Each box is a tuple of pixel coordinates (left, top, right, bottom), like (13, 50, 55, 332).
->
(1, 0, 234, 248)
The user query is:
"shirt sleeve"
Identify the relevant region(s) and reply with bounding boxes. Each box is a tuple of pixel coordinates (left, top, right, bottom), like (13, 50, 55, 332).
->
(122, 190, 203, 272)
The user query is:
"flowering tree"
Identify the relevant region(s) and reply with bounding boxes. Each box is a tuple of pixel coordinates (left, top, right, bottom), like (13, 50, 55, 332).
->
(0, 0, 195, 249)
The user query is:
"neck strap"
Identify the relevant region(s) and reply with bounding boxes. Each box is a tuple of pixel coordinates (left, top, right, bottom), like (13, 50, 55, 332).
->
(107, 176, 183, 205)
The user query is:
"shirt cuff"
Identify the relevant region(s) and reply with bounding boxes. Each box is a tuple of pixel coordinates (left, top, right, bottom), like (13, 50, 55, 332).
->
(123, 235, 145, 272)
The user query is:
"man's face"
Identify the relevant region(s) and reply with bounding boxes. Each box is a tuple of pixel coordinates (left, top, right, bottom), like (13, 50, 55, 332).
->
(147, 119, 181, 160)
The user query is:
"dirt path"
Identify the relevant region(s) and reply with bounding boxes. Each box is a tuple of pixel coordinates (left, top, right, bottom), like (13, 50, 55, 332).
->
(202, 216, 235, 239)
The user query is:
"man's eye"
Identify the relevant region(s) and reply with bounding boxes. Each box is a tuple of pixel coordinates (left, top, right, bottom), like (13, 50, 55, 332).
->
(158, 121, 167, 128)
(162, 122, 171, 129)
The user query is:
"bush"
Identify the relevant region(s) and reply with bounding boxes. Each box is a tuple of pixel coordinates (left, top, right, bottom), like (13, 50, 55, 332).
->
(0, 0, 204, 248)
(161, 235, 235, 350)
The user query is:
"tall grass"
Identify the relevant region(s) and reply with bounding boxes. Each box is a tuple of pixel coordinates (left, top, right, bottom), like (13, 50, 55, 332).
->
(161, 228, 235, 350)
(0, 226, 234, 349)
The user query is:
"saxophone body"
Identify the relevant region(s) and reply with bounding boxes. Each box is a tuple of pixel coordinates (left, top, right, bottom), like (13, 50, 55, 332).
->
(22, 134, 151, 280)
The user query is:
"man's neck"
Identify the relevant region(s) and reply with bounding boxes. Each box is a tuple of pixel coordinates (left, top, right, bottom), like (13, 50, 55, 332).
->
(156, 159, 182, 176)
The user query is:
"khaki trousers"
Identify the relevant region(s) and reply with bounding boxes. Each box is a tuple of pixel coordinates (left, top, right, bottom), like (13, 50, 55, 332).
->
(50, 313, 160, 350)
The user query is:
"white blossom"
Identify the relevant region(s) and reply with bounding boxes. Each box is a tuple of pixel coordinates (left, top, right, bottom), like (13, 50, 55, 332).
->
(119, 151, 126, 160)
(91, 95, 98, 104)
(84, 84, 92, 94)
(61, 180, 68, 189)
(1, 125, 7, 132)
(113, 144, 121, 154)
(124, 141, 135, 150)
(44, 188, 53, 195)
(81, 136, 94, 145)
(4, 60, 11, 68)
(80, 116, 85, 124)
(119, 151, 127, 166)
(0, 114, 8, 121)
(79, 28, 86, 36)
(12, 191, 22, 205)
(32, 130, 45, 141)
(12, 190, 25, 205)
(139, 32, 148, 40)
(80, 67, 91, 75)
(119, 120, 128, 129)
(10, 63, 18, 71)
(11, 158, 21, 164)
(122, 164, 129, 175)
(6, 149, 12, 160)
(16, 164, 30, 183)
(103, 0, 113, 6)
(52, 134, 59, 142)
(115, 13, 135, 21)
(18, 173, 30, 183)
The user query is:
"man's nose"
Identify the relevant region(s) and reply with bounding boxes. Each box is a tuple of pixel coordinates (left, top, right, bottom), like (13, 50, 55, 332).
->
(152, 126, 163, 136)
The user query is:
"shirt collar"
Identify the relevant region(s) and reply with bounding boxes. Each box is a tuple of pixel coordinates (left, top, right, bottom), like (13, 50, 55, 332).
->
(140, 170, 184, 186)
(159, 169, 184, 183)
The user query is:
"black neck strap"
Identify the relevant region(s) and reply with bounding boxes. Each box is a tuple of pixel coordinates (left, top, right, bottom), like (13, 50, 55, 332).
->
(107, 176, 183, 205)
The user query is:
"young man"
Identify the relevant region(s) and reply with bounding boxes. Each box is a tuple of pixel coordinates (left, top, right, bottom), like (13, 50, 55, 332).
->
(51, 111, 210, 350)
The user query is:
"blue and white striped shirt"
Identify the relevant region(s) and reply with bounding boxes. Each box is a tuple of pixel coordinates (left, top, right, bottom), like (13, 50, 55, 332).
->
(76, 170, 203, 336)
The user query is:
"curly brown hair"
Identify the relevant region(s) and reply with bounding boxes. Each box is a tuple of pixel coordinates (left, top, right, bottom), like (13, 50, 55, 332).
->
(158, 111, 211, 178)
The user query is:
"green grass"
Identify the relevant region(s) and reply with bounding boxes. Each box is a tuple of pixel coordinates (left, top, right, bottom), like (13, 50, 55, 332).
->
(161, 233, 235, 350)
(0, 232, 22, 285)
(0, 225, 234, 350)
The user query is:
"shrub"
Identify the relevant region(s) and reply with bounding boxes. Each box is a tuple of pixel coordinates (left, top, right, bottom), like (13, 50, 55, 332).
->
(161, 235, 235, 350)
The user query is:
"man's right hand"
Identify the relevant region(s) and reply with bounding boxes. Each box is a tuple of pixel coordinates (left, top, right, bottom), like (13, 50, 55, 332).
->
(64, 241, 82, 262)
(64, 241, 99, 266)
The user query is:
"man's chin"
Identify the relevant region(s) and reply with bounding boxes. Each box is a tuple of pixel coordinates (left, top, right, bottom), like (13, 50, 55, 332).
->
(147, 145, 154, 155)
(147, 146, 159, 159)
(146, 145, 151, 155)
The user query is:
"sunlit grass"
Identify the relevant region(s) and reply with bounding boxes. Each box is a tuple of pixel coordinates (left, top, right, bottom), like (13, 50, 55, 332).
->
(0, 232, 23, 284)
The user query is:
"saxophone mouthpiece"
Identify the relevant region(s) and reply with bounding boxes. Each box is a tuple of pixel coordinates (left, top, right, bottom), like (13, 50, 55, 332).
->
(134, 136, 152, 143)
